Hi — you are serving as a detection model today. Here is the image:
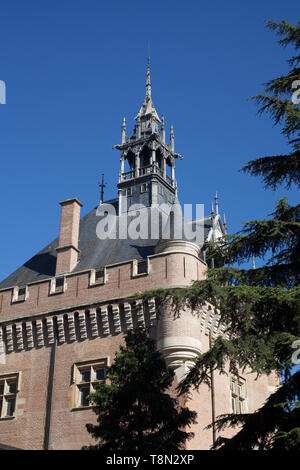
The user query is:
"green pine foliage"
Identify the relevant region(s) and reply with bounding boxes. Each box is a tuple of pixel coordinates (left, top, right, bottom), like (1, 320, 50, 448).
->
(139, 20, 300, 450)
(243, 20, 300, 187)
(83, 327, 197, 451)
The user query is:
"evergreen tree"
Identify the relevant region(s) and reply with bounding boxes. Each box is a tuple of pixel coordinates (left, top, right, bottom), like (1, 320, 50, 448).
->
(83, 327, 197, 451)
(140, 20, 300, 450)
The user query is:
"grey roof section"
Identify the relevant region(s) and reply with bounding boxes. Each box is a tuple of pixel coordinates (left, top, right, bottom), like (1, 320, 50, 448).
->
(0, 199, 216, 290)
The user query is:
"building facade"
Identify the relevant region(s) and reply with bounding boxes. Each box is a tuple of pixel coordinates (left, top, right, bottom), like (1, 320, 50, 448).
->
(0, 60, 278, 450)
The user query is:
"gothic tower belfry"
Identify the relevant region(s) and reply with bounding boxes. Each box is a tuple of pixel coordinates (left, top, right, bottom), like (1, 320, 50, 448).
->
(113, 57, 183, 214)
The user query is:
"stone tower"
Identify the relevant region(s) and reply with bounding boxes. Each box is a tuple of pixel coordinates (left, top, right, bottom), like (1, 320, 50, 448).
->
(0, 59, 278, 450)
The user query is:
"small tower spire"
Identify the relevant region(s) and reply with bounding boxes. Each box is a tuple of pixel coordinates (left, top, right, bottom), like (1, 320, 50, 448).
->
(161, 115, 165, 143)
(122, 117, 126, 144)
(211, 200, 215, 217)
(170, 124, 174, 152)
(214, 191, 219, 215)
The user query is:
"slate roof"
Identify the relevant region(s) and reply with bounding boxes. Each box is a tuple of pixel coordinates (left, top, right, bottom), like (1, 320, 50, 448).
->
(0, 199, 216, 290)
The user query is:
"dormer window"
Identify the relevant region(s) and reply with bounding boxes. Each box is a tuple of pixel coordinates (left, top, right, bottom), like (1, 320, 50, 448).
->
(17, 287, 26, 301)
(11, 286, 28, 303)
(89, 267, 106, 287)
(132, 259, 148, 277)
(49, 277, 66, 295)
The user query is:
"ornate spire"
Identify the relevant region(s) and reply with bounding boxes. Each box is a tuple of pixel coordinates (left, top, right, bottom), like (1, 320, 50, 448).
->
(122, 117, 126, 144)
(146, 55, 151, 99)
(214, 191, 219, 215)
(161, 115, 165, 143)
(170, 124, 174, 152)
(135, 57, 160, 126)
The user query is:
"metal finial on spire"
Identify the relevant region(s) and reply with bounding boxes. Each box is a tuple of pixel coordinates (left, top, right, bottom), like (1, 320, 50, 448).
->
(146, 54, 151, 99)
(214, 191, 219, 215)
(99, 173, 106, 205)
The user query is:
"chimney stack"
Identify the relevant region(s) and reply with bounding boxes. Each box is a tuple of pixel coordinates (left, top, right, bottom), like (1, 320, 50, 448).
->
(55, 198, 83, 275)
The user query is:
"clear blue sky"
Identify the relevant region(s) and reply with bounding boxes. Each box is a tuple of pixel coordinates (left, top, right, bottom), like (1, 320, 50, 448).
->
(0, 0, 298, 281)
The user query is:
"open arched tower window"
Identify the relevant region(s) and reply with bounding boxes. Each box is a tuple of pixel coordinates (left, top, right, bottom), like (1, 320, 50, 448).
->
(139, 146, 151, 168)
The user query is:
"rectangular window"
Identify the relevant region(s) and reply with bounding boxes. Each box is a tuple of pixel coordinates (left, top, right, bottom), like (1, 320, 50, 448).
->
(239, 399, 244, 413)
(231, 396, 236, 414)
(141, 183, 147, 193)
(12, 286, 28, 303)
(80, 369, 91, 383)
(18, 288, 26, 301)
(95, 268, 105, 283)
(73, 360, 107, 409)
(50, 277, 66, 295)
(0, 374, 19, 419)
(89, 267, 106, 287)
(5, 398, 15, 417)
(55, 277, 64, 293)
(126, 188, 132, 197)
(231, 377, 246, 414)
(94, 367, 106, 381)
(7, 381, 17, 394)
(79, 386, 90, 407)
(137, 260, 148, 275)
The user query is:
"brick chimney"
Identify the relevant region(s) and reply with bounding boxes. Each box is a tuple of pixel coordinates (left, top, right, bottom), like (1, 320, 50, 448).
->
(55, 198, 83, 275)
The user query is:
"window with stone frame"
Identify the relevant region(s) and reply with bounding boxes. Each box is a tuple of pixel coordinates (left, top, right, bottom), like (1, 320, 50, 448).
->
(73, 359, 107, 408)
(141, 183, 147, 193)
(55, 277, 65, 293)
(0, 373, 20, 419)
(11, 286, 27, 303)
(49, 276, 66, 295)
(137, 259, 148, 274)
(95, 268, 105, 284)
(231, 376, 246, 414)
